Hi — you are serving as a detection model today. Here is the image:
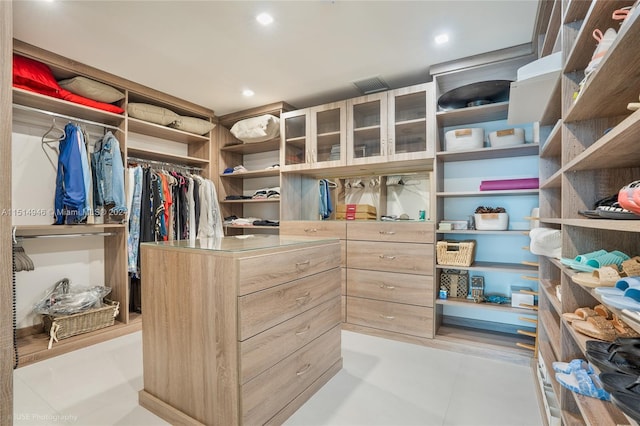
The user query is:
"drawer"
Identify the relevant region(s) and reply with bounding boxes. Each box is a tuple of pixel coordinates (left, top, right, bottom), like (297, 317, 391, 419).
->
(346, 296, 433, 338)
(239, 297, 341, 384)
(238, 241, 340, 295)
(347, 221, 434, 243)
(347, 269, 433, 307)
(241, 325, 341, 426)
(347, 241, 433, 275)
(280, 220, 347, 239)
(239, 268, 341, 340)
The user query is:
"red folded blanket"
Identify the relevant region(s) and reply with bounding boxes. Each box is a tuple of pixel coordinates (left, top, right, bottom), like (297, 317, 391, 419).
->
(480, 178, 539, 191)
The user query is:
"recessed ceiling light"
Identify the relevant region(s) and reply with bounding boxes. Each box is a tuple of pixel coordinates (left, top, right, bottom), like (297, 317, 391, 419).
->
(242, 89, 255, 97)
(256, 13, 274, 26)
(435, 33, 449, 44)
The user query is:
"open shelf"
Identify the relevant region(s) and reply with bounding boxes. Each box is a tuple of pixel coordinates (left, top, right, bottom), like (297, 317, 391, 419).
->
(563, 0, 592, 24)
(562, 218, 640, 232)
(16, 317, 142, 368)
(436, 101, 509, 127)
(436, 143, 539, 162)
(127, 117, 210, 144)
(221, 199, 280, 204)
(436, 297, 538, 315)
(219, 169, 280, 179)
(14, 223, 125, 237)
(219, 138, 280, 154)
(13, 87, 124, 126)
(224, 224, 279, 230)
(540, 278, 562, 315)
(539, 308, 561, 357)
(540, 170, 562, 189)
(437, 229, 530, 235)
(437, 189, 539, 197)
(435, 261, 538, 274)
(540, 119, 562, 158)
(435, 324, 535, 360)
(127, 147, 209, 167)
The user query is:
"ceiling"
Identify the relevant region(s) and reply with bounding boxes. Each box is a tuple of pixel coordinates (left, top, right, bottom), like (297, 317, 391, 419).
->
(13, 1, 541, 117)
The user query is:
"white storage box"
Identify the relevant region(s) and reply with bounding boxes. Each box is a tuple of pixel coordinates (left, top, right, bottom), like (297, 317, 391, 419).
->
(474, 213, 508, 230)
(444, 128, 484, 151)
(511, 285, 535, 309)
(488, 128, 525, 147)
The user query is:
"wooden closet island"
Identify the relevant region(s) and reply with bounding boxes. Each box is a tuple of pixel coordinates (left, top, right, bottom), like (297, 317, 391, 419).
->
(139, 234, 342, 425)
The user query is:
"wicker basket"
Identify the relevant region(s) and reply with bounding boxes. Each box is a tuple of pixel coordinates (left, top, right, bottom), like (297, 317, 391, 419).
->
(436, 240, 476, 267)
(440, 269, 469, 298)
(43, 300, 119, 343)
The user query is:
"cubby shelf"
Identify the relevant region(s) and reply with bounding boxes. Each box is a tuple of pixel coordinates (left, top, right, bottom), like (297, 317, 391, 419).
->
(436, 297, 538, 315)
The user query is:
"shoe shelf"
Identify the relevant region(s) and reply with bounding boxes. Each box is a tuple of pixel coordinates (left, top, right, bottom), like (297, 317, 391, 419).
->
(562, 219, 640, 232)
(539, 277, 562, 315)
(435, 101, 509, 127)
(540, 119, 562, 159)
(220, 199, 280, 204)
(537, 338, 562, 398)
(126, 147, 210, 167)
(563, 0, 592, 25)
(539, 308, 561, 357)
(563, 109, 640, 172)
(563, 0, 635, 75)
(540, 170, 562, 189)
(219, 169, 280, 179)
(541, 0, 562, 57)
(565, 6, 640, 122)
(436, 144, 540, 162)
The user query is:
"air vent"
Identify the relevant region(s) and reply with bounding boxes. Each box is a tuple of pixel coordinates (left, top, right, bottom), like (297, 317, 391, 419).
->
(353, 76, 389, 94)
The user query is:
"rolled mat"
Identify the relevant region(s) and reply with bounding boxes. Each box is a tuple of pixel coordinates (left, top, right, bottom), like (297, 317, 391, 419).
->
(480, 178, 539, 191)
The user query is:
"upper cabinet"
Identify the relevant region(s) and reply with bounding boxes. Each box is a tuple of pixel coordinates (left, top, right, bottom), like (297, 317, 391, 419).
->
(282, 82, 435, 175)
(281, 101, 347, 171)
(347, 83, 435, 166)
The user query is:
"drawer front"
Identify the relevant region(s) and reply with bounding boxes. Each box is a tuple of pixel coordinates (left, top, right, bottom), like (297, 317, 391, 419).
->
(280, 220, 347, 239)
(347, 241, 433, 275)
(241, 325, 341, 425)
(347, 222, 434, 243)
(239, 268, 341, 340)
(347, 296, 433, 338)
(238, 242, 340, 295)
(347, 269, 433, 307)
(239, 297, 341, 384)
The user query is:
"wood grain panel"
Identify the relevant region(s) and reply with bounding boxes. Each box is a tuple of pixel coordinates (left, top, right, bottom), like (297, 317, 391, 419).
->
(280, 220, 347, 239)
(238, 268, 340, 340)
(141, 246, 239, 425)
(347, 221, 434, 243)
(347, 240, 433, 275)
(346, 297, 433, 338)
(241, 325, 341, 425)
(347, 268, 433, 307)
(0, 2, 13, 421)
(238, 242, 340, 295)
(239, 297, 340, 384)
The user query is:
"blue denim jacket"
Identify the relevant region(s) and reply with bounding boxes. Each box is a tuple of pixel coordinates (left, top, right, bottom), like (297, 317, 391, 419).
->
(92, 131, 127, 214)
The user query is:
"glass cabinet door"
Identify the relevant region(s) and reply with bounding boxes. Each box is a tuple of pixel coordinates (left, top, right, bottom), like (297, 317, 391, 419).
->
(387, 83, 434, 160)
(347, 93, 388, 165)
(281, 110, 309, 171)
(310, 101, 346, 168)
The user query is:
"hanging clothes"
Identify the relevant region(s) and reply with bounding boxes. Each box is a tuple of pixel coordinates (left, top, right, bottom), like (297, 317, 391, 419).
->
(127, 165, 142, 277)
(319, 179, 333, 220)
(92, 131, 127, 223)
(54, 123, 88, 225)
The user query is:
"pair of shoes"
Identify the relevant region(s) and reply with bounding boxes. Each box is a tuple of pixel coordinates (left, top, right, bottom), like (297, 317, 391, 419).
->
(555, 359, 610, 400)
(561, 250, 630, 272)
(587, 343, 640, 376)
(611, 391, 640, 422)
(622, 309, 640, 335)
(619, 181, 640, 215)
(574, 28, 618, 102)
(572, 258, 640, 287)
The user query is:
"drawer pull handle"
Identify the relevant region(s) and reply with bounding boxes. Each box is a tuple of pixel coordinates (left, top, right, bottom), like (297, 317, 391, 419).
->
(296, 292, 311, 305)
(379, 314, 395, 320)
(380, 284, 396, 290)
(379, 255, 396, 260)
(379, 231, 396, 235)
(296, 363, 312, 376)
(304, 228, 317, 233)
(295, 325, 311, 336)
(296, 260, 311, 269)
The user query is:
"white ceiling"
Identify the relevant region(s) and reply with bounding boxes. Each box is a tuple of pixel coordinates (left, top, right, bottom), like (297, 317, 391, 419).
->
(13, 1, 540, 117)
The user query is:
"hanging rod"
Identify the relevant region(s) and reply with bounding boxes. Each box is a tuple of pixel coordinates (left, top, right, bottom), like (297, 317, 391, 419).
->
(16, 232, 117, 240)
(12, 103, 122, 131)
(127, 156, 203, 172)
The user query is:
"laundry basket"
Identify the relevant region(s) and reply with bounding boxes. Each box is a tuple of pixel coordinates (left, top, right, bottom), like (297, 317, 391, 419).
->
(436, 240, 476, 267)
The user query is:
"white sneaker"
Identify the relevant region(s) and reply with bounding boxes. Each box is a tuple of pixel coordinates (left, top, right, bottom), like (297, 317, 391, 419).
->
(585, 28, 617, 76)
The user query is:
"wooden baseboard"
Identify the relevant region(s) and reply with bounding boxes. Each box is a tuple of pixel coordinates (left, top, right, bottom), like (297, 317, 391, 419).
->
(139, 390, 205, 426)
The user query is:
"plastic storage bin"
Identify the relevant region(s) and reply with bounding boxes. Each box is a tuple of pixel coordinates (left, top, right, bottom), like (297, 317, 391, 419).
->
(444, 128, 484, 151)
(474, 213, 509, 230)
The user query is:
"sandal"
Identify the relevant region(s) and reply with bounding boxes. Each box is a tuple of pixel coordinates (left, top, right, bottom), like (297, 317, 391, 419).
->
(612, 313, 640, 338)
(563, 307, 598, 323)
(622, 256, 640, 277)
(587, 348, 640, 375)
(595, 277, 640, 297)
(572, 315, 617, 342)
(571, 266, 623, 288)
(555, 367, 610, 401)
(600, 373, 640, 396)
(611, 391, 640, 422)
(552, 358, 594, 375)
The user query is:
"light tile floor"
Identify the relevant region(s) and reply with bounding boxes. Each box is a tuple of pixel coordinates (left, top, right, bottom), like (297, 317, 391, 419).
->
(14, 330, 542, 425)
